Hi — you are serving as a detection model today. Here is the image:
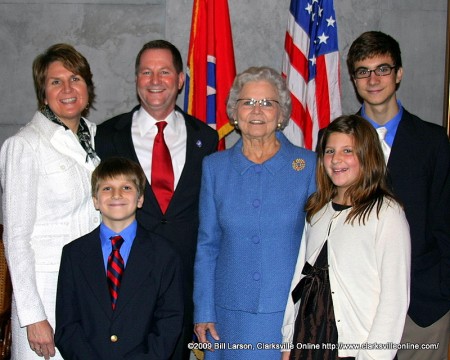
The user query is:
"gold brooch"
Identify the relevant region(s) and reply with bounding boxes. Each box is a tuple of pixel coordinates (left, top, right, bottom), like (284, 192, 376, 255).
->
(292, 158, 306, 171)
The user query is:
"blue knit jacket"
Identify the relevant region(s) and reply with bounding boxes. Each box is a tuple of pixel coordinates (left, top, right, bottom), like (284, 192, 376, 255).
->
(194, 132, 317, 323)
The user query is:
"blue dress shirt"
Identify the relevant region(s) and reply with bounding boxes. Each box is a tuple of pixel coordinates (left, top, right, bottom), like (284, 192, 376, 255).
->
(100, 220, 137, 271)
(361, 100, 404, 147)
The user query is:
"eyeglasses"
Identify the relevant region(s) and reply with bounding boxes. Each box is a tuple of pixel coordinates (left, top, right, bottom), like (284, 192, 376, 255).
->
(353, 65, 397, 79)
(236, 98, 280, 109)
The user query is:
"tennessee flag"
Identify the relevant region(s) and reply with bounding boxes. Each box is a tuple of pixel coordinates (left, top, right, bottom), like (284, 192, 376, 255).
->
(184, 0, 236, 150)
(282, 0, 341, 149)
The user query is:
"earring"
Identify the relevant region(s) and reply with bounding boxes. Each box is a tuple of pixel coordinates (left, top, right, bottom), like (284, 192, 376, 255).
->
(234, 120, 239, 128)
(277, 123, 282, 130)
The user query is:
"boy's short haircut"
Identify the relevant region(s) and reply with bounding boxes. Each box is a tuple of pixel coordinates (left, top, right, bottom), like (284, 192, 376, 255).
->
(91, 157, 146, 197)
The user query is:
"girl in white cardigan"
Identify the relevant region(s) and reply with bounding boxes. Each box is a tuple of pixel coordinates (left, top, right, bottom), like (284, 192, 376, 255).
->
(282, 115, 410, 360)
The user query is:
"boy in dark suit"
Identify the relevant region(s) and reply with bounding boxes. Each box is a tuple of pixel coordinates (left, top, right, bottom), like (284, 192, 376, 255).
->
(55, 157, 184, 360)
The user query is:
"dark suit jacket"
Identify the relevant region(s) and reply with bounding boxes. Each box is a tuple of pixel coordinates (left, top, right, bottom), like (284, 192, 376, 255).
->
(319, 109, 450, 326)
(384, 109, 450, 326)
(95, 106, 218, 326)
(55, 225, 184, 360)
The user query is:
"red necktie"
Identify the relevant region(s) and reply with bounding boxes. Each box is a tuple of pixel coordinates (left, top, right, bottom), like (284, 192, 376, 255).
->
(107, 235, 124, 310)
(151, 121, 174, 213)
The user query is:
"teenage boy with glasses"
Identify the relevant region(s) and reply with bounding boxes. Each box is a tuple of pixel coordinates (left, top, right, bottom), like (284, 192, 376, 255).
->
(347, 31, 450, 360)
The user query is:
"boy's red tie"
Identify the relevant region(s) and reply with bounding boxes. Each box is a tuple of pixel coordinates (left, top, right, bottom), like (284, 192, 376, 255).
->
(107, 235, 124, 310)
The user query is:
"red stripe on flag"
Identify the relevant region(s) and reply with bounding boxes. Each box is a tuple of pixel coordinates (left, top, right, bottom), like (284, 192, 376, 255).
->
(284, 32, 308, 82)
(315, 55, 331, 133)
(290, 92, 307, 130)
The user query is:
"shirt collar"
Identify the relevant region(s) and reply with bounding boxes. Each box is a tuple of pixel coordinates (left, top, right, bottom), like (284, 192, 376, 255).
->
(135, 106, 179, 136)
(230, 132, 294, 175)
(361, 100, 403, 134)
(100, 220, 138, 247)
(361, 100, 403, 147)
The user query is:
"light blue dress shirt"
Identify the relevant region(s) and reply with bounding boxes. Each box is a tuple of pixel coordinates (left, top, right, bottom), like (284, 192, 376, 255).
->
(361, 100, 404, 147)
(100, 220, 137, 271)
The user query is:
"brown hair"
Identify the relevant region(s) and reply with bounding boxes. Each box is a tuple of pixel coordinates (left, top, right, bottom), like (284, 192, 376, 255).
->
(306, 114, 398, 224)
(135, 39, 183, 75)
(347, 31, 402, 76)
(32, 43, 95, 117)
(91, 157, 146, 198)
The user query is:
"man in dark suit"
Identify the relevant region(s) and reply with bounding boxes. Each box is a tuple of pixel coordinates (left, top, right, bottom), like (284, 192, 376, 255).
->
(346, 31, 450, 359)
(95, 40, 218, 359)
(55, 157, 184, 359)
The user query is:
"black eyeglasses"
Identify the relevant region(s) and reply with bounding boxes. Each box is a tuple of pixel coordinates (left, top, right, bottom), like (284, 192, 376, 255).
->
(236, 98, 280, 109)
(353, 65, 397, 79)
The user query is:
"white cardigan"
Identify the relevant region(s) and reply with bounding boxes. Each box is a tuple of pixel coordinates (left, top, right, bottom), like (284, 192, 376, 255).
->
(282, 200, 410, 359)
(0, 111, 100, 329)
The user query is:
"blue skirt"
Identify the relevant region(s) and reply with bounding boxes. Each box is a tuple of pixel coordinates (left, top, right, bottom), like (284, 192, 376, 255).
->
(204, 306, 285, 360)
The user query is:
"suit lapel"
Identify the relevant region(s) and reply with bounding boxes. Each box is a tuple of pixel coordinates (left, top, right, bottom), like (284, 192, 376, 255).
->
(146, 110, 199, 215)
(112, 114, 141, 163)
(113, 110, 162, 214)
(167, 112, 199, 207)
(356, 107, 412, 177)
(117, 107, 208, 216)
(387, 111, 414, 169)
(113, 228, 153, 316)
(80, 230, 114, 319)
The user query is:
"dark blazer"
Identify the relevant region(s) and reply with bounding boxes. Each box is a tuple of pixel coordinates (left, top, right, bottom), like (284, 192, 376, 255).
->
(55, 225, 184, 360)
(95, 105, 218, 357)
(383, 109, 450, 327)
(319, 109, 450, 327)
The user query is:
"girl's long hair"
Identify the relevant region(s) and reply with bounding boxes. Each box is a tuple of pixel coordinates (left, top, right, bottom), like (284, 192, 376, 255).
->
(306, 115, 399, 225)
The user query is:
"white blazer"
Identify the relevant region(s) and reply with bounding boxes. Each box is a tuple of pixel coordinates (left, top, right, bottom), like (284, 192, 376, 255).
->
(0, 112, 100, 358)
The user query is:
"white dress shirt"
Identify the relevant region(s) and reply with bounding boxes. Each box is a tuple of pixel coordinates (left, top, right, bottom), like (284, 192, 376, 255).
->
(131, 107, 187, 189)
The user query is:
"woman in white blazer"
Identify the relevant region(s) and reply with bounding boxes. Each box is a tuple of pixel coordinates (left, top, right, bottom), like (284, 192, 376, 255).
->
(0, 44, 100, 360)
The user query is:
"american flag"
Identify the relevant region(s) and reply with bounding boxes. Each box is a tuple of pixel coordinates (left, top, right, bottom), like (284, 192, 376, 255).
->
(282, 0, 341, 150)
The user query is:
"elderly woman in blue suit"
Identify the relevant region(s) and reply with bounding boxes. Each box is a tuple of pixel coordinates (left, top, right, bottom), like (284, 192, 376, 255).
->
(193, 66, 316, 359)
